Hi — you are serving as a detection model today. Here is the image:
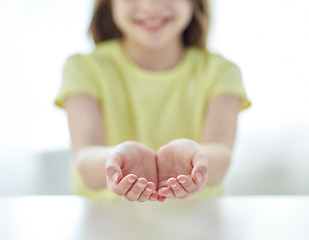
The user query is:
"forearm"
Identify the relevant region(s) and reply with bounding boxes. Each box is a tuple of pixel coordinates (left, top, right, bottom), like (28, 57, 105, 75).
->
(199, 143, 232, 186)
(74, 146, 115, 190)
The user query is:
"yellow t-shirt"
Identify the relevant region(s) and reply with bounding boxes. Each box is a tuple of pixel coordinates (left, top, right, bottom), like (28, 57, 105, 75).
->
(55, 38, 251, 199)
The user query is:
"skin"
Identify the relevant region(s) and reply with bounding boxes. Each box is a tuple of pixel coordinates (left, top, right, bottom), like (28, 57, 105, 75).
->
(65, 94, 241, 202)
(157, 95, 242, 200)
(156, 139, 208, 200)
(111, 0, 194, 71)
(105, 141, 158, 202)
(64, 0, 243, 202)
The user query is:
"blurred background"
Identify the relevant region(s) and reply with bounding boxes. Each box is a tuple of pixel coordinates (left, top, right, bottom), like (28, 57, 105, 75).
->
(0, 0, 308, 196)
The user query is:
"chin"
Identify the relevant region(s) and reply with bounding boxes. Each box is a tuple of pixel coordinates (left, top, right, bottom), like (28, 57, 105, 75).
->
(139, 38, 172, 51)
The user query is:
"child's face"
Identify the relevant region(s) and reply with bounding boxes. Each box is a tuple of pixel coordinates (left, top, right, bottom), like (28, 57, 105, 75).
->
(111, 0, 194, 49)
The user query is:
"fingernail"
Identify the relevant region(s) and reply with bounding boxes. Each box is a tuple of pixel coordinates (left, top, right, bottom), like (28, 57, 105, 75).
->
(196, 172, 202, 183)
(171, 184, 177, 188)
(146, 188, 153, 192)
(128, 178, 135, 184)
(137, 182, 147, 188)
(112, 172, 119, 184)
(179, 180, 186, 184)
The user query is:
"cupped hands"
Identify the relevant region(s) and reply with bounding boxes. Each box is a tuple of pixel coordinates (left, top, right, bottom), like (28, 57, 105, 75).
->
(105, 139, 208, 202)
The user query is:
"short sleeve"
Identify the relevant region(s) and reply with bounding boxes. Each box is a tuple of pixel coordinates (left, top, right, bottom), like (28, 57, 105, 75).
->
(54, 54, 99, 108)
(209, 62, 251, 110)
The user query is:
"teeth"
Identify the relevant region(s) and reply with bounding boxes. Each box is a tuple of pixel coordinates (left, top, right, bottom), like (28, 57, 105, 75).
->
(143, 19, 164, 27)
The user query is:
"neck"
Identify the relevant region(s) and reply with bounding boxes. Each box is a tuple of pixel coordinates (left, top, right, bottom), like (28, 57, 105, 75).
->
(122, 38, 185, 71)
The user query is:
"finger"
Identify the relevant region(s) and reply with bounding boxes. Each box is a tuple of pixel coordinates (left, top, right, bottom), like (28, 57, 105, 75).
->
(158, 186, 176, 199)
(177, 175, 199, 193)
(192, 153, 208, 184)
(105, 154, 123, 185)
(137, 182, 156, 202)
(124, 178, 148, 201)
(158, 178, 176, 199)
(109, 174, 137, 196)
(157, 195, 166, 202)
(149, 191, 159, 201)
(167, 178, 189, 199)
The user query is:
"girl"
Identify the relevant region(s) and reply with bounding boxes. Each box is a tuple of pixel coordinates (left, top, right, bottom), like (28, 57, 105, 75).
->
(55, 0, 251, 202)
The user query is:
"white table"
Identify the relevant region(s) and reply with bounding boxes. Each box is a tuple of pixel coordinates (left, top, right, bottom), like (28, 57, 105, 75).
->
(0, 196, 308, 240)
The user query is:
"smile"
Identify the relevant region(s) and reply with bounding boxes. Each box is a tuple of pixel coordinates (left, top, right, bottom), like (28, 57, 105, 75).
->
(137, 18, 170, 32)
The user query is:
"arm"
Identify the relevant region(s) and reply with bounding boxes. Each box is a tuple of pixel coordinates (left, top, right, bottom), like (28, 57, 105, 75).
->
(200, 94, 242, 185)
(156, 94, 242, 199)
(64, 94, 113, 190)
(64, 95, 159, 202)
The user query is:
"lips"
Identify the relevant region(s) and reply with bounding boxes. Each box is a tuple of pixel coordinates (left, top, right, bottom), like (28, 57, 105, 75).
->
(137, 18, 169, 32)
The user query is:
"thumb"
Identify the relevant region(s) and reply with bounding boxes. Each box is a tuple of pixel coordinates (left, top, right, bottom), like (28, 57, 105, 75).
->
(105, 153, 123, 185)
(191, 152, 208, 184)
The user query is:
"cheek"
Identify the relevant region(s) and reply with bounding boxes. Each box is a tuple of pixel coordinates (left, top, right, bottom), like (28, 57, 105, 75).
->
(111, 2, 134, 32)
(176, 3, 194, 30)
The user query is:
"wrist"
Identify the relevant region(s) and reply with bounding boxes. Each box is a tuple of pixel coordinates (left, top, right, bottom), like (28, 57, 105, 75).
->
(198, 142, 232, 186)
(75, 145, 114, 190)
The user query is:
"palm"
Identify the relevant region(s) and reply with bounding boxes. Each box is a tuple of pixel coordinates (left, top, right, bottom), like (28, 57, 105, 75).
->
(116, 142, 158, 186)
(157, 139, 199, 187)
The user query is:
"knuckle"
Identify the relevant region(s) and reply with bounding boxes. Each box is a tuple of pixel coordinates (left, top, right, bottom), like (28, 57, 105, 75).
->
(183, 185, 193, 192)
(192, 185, 199, 192)
(106, 151, 120, 161)
(122, 140, 136, 147)
(105, 165, 115, 176)
(143, 191, 151, 198)
(123, 181, 133, 189)
(183, 194, 191, 199)
(137, 198, 147, 203)
(125, 189, 141, 201)
(178, 195, 187, 199)
(122, 196, 130, 202)
(132, 187, 142, 195)
(179, 180, 188, 186)
(173, 189, 186, 198)
(198, 163, 208, 172)
(111, 186, 122, 196)
(172, 187, 180, 194)
(122, 141, 131, 146)
(125, 195, 136, 202)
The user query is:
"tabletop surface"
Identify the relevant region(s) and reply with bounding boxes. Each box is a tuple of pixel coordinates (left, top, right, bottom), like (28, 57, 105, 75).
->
(0, 196, 308, 240)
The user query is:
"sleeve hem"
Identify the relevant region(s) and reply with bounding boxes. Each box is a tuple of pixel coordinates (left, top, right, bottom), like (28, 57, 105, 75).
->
(54, 89, 100, 109)
(209, 88, 252, 110)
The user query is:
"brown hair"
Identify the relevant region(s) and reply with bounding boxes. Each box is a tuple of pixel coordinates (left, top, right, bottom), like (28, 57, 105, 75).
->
(88, 0, 210, 48)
